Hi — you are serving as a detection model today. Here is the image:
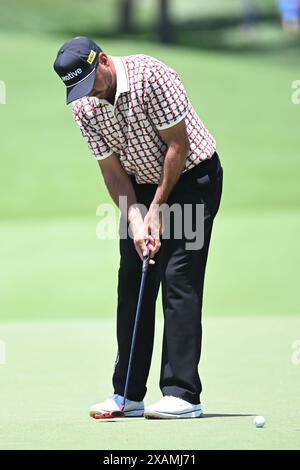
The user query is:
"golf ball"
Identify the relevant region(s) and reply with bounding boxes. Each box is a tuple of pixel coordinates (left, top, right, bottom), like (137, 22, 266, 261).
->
(254, 415, 265, 428)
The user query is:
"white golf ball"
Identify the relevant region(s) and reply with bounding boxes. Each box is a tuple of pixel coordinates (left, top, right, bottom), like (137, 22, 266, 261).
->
(254, 415, 265, 428)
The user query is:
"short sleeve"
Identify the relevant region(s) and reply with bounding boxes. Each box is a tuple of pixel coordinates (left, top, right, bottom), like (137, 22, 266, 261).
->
(145, 63, 189, 130)
(72, 101, 113, 161)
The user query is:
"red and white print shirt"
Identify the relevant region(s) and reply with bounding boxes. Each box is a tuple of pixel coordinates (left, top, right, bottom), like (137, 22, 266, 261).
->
(72, 55, 216, 184)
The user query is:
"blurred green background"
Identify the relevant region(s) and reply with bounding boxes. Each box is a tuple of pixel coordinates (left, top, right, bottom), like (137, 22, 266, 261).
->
(1, 0, 299, 320)
(0, 0, 300, 451)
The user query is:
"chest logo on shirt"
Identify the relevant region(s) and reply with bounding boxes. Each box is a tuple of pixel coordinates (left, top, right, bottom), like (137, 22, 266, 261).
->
(87, 50, 97, 65)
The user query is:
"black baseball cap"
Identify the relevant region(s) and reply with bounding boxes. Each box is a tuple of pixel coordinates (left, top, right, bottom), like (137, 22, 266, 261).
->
(53, 37, 102, 104)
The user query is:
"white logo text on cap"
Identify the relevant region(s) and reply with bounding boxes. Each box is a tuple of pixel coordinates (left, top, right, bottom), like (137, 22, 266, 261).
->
(62, 68, 83, 82)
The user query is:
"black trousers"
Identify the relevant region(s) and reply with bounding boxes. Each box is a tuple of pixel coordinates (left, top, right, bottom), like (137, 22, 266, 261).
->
(112, 152, 223, 405)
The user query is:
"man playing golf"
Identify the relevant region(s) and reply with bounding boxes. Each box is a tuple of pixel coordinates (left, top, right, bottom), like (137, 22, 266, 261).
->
(54, 37, 223, 419)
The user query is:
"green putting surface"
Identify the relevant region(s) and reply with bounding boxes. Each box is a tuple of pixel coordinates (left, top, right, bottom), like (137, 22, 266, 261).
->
(0, 316, 299, 450)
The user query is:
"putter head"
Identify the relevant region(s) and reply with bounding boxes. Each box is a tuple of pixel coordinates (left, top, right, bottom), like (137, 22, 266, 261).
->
(94, 409, 125, 419)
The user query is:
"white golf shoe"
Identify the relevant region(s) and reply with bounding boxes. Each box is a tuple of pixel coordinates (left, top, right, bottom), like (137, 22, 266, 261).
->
(89, 394, 144, 418)
(144, 396, 203, 419)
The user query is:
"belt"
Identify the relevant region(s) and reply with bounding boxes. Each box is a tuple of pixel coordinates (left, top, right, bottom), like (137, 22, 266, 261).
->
(179, 151, 220, 183)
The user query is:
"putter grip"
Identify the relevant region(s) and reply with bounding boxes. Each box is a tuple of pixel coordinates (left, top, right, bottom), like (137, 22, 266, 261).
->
(142, 252, 150, 272)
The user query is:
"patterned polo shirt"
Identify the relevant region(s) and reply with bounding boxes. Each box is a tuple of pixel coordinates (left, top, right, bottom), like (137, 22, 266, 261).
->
(72, 54, 216, 184)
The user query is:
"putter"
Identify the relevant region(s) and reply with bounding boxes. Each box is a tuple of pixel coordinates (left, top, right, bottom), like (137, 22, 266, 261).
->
(95, 251, 150, 419)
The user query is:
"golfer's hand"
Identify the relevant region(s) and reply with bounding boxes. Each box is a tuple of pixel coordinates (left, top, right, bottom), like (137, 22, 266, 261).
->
(144, 205, 162, 260)
(130, 217, 155, 265)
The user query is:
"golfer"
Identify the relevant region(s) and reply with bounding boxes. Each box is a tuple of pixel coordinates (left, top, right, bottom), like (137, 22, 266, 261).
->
(54, 36, 223, 419)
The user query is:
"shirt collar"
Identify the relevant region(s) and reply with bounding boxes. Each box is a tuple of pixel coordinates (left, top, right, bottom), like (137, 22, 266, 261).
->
(111, 56, 129, 100)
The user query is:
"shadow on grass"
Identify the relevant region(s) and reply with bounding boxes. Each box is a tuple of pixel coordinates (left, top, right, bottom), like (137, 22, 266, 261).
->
(202, 413, 254, 419)
(53, 11, 300, 56)
(92, 413, 255, 423)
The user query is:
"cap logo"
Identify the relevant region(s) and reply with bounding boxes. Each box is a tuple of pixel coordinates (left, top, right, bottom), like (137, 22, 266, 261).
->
(87, 50, 96, 65)
(62, 68, 83, 82)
